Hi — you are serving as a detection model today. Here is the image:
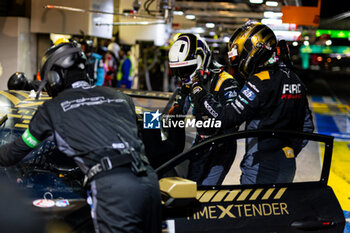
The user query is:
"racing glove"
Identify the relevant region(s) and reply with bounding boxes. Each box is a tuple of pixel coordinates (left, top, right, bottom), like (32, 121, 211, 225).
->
(190, 70, 210, 102)
(168, 84, 191, 115)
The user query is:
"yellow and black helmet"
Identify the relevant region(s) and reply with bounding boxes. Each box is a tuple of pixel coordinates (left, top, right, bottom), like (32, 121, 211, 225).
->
(227, 22, 277, 79)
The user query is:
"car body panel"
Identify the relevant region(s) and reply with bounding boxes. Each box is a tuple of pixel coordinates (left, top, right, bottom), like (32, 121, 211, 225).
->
(0, 90, 346, 232)
(158, 131, 345, 233)
(165, 185, 344, 233)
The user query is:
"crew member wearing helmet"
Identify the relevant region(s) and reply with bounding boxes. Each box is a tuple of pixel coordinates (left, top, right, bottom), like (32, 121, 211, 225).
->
(7, 72, 41, 91)
(189, 22, 314, 184)
(0, 42, 161, 233)
(168, 33, 241, 185)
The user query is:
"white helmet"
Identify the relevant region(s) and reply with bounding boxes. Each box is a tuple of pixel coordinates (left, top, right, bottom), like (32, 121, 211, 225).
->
(169, 33, 211, 83)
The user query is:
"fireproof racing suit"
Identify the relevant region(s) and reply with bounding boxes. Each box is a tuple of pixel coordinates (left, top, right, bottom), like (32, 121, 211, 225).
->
(191, 63, 314, 184)
(0, 81, 161, 233)
(178, 61, 241, 185)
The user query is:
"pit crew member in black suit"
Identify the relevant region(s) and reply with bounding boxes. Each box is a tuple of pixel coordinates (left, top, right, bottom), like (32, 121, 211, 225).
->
(0, 42, 161, 233)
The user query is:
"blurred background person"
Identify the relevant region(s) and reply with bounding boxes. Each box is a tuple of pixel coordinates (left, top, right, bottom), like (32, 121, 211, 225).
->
(80, 40, 105, 86)
(117, 45, 133, 89)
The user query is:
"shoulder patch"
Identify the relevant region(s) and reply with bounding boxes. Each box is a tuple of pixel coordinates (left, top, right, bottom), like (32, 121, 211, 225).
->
(215, 72, 233, 92)
(255, 70, 270, 80)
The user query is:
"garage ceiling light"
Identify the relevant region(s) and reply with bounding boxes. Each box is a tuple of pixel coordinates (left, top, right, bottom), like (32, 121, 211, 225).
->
(326, 40, 332, 46)
(316, 29, 350, 38)
(261, 18, 282, 25)
(205, 23, 215, 28)
(250, 0, 264, 4)
(274, 31, 302, 41)
(264, 11, 283, 18)
(185, 14, 196, 20)
(223, 36, 230, 43)
(266, 1, 279, 7)
(173, 11, 184, 16)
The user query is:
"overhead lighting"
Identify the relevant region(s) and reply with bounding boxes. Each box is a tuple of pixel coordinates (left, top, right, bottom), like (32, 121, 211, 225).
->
(209, 31, 216, 36)
(250, 0, 263, 4)
(316, 29, 350, 39)
(304, 36, 310, 40)
(265, 1, 279, 7)
(264, 11, 283, 18)
(192, 27, 205, 34)
(292, 41, 298, 46)
(304, 41, 310, 46)
(274, 31, 302, 41)
(185, 14, 195, 20)
(50, 33, 71, 44)
(173, 11, 184, 16)
(325, 40, 332, 46)
(223, 36, 230, 43)
(205, 23, 215, 28)
(261, 18, 282, 25)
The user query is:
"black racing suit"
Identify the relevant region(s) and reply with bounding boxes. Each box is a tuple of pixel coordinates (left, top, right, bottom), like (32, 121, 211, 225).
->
(0, 81, 161, 233)
(191, 63, 314, 184)
(179, 61, 241, 185)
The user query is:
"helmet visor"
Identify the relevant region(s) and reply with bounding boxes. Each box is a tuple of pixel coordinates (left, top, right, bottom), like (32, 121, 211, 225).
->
(169, 59, 197, 80)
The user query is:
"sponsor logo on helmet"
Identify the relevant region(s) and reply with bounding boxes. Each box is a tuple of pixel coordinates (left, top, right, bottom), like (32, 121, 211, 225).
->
(228, 46, 238, 58)
(169, 59, 198, 68)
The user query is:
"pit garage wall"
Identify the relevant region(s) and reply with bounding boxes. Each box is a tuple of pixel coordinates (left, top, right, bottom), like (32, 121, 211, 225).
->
(0, 17, 37, 90)
(30, 0, 113, 39)
(118, 0, 171, 46)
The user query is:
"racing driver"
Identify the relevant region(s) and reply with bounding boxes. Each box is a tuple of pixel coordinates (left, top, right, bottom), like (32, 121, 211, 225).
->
(189, 22, 314, 184)
(0, 41, 161, 233)
(168, 33, 241, 185)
